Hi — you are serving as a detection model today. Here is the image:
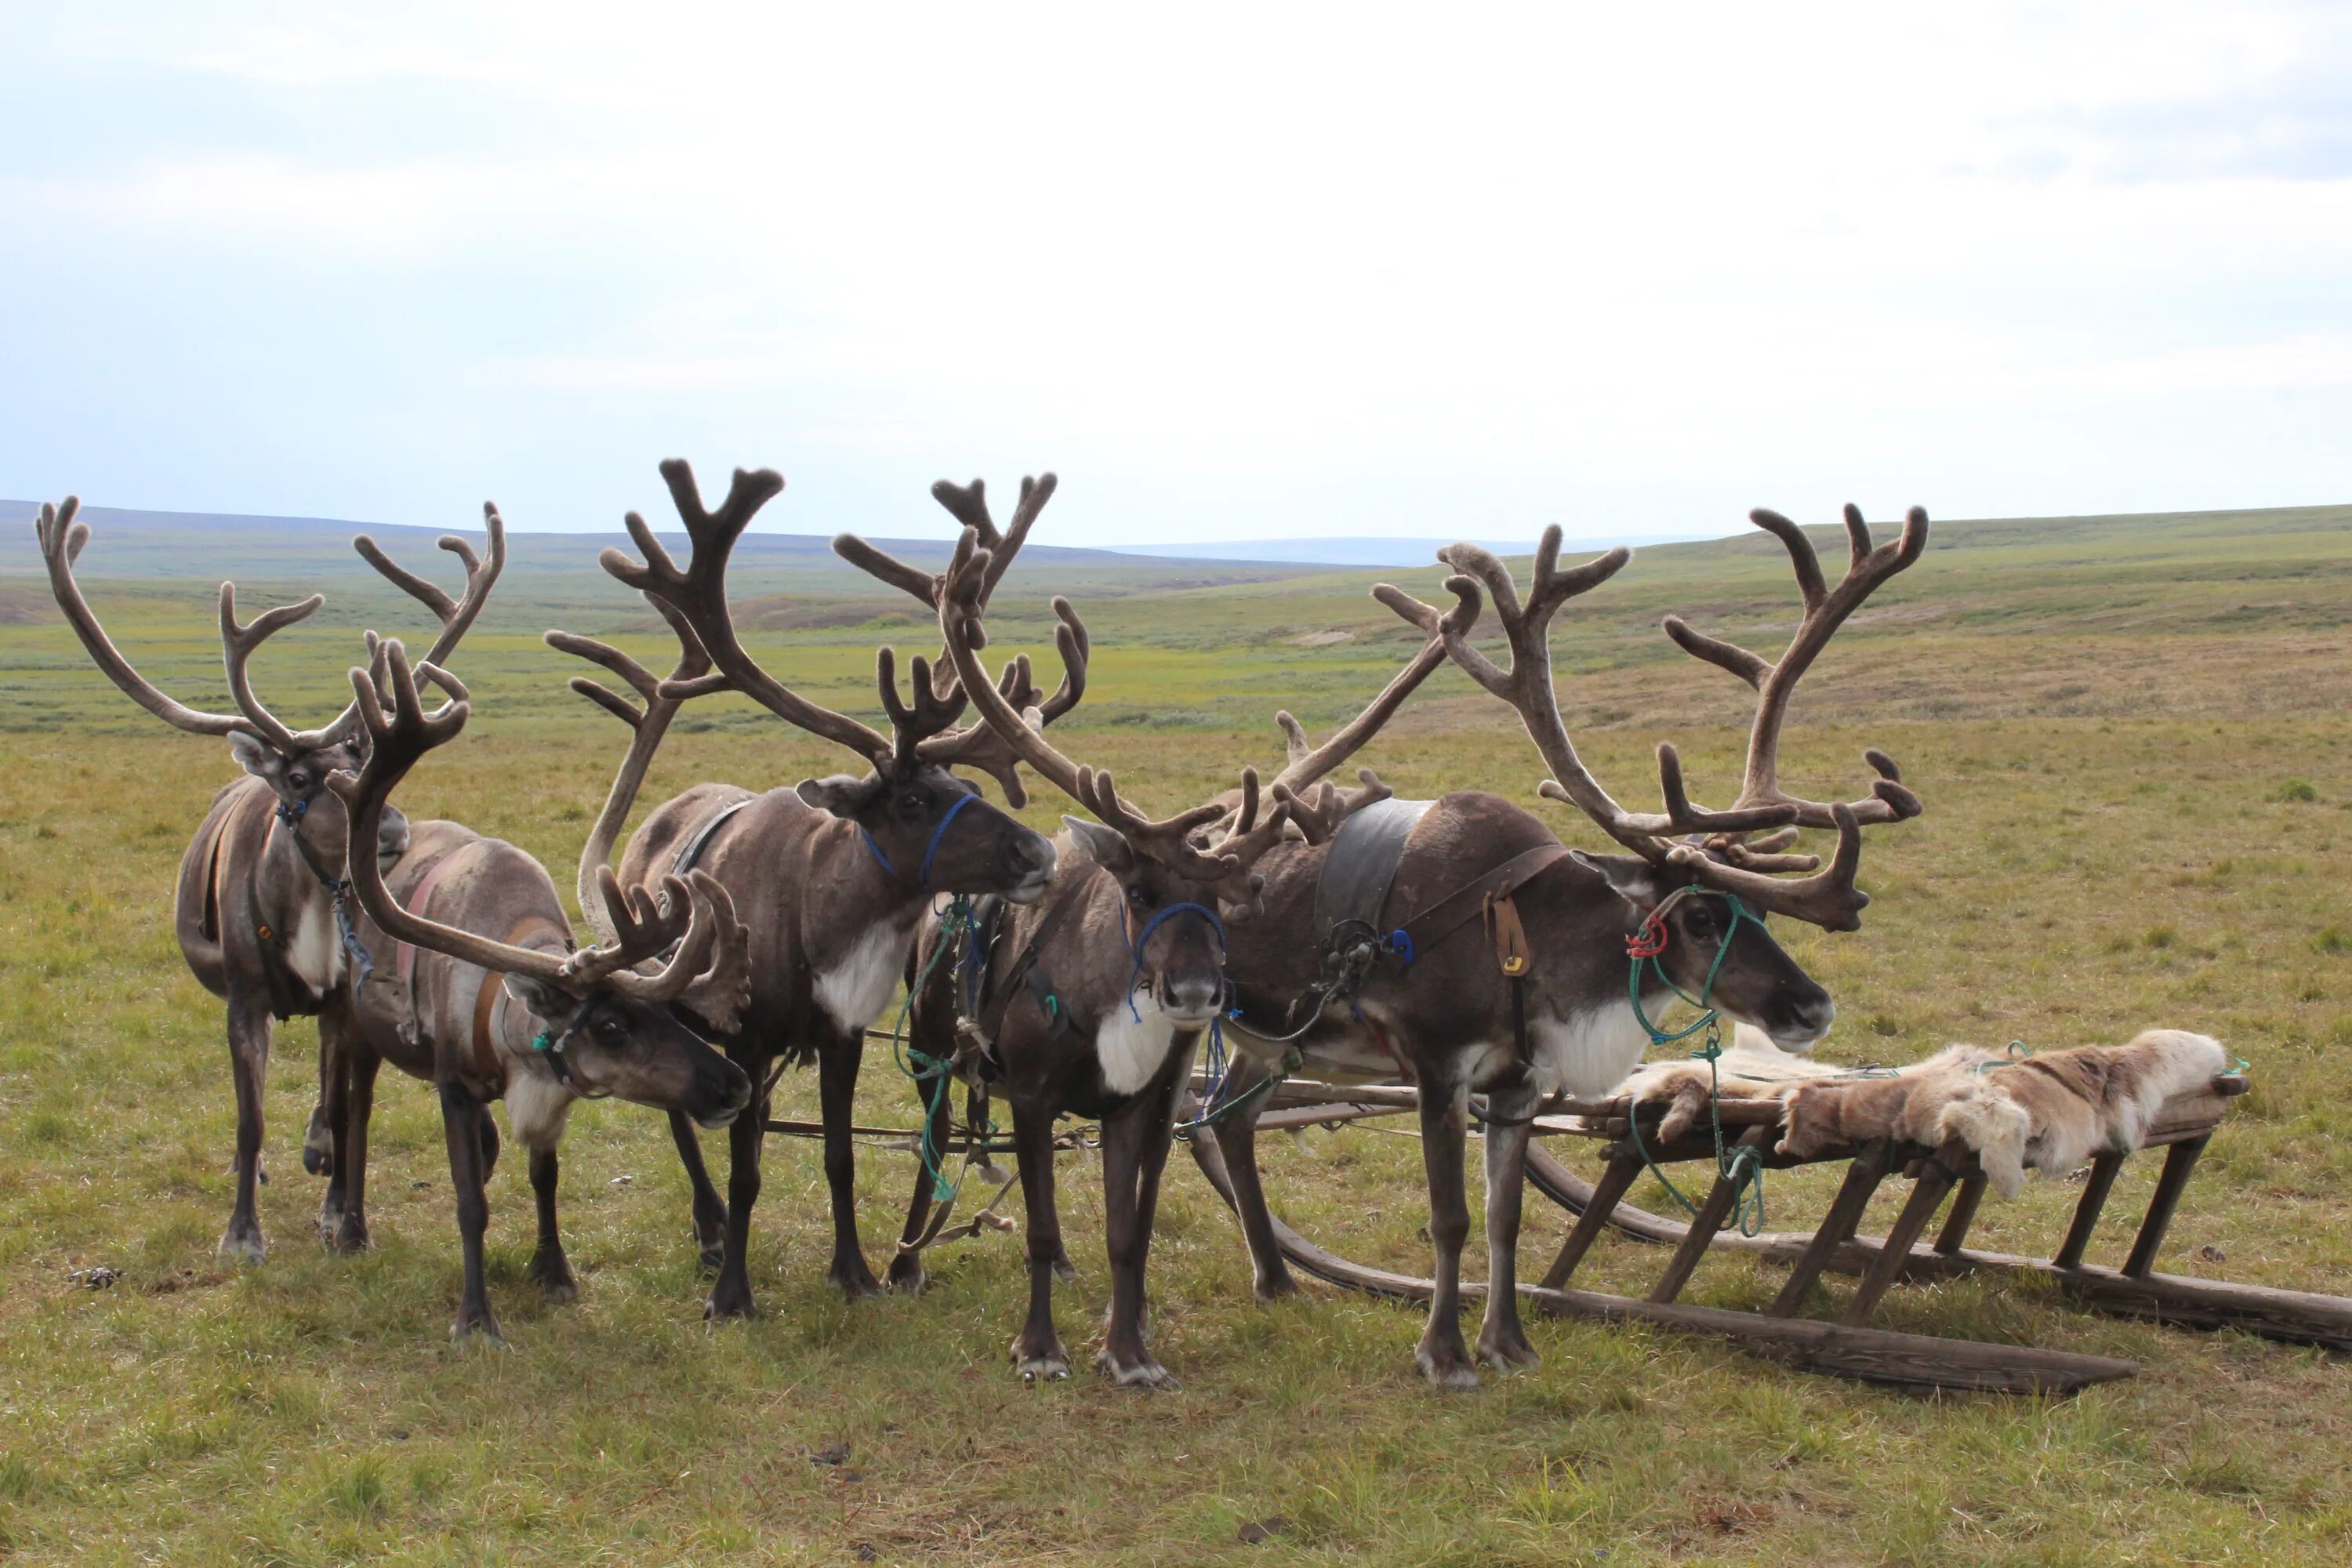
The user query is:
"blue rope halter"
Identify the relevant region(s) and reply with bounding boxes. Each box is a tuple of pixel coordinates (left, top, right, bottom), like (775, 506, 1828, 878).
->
(858, 788, 982, 893)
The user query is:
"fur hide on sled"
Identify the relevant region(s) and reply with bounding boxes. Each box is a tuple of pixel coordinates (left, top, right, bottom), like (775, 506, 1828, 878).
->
(1616, 1028, 2229, 1198)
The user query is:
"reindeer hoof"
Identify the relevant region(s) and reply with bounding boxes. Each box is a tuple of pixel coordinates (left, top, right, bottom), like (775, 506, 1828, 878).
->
(697, 1244, 726, 1273)
(884, 1256, 927, 1294)
(705, 1282, 758, 1322)
(1012, 1341, 1070, 1383)
(1254, 1268, 1300, 1303)
(301, 1144, 332, 1178)
(531, 1258, 579, 1304)
(327, 1221, 372, 1257)
(1097, 1348, 1178, 1389)
(1476, 1332, 1541, 1374)
(1415, 1340, 1482, 1392)
(1051, 1252, 1079, 1285)
(217, 1229, 267, 1265)
(450, 1316, 506, 1347)
(828, 1256, 884, 1301)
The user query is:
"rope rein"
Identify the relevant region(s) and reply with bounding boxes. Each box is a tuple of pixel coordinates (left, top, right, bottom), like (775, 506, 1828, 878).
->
(1622, 888, 1769, 1237)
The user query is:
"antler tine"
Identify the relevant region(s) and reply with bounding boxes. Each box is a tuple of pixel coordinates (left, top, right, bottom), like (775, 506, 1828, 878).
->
(601, 459, 893, 769)
(34, 496, 280, 740)
(561, 866, 702, 991)
(1661, 504, 1931, 830)
(1428, 532, 1786, 858)
(914, 594, 1090, 805)
(550, 592, 713, 947)
(328, 641, 574, 985)
(1275, 768, 1396, 847)
(216, 582, 333, 753)
(1266, 575, 1480, 794)
(670, 870, 753, 1033)
(928, 473, 1059, 613)
(1667, 804, 1871, 933)
(877, 646, 969, 768)
(328, 501, 508, 742)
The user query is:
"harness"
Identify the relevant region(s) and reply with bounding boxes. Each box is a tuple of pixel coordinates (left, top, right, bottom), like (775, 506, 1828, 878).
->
(274, 796, 376, 983)
(858, 789, 982, 892)
(1621, 886, 1770, 1235)
(670, 795, 756, 877)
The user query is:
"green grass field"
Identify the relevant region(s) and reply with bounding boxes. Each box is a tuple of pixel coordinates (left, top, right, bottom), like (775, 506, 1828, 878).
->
(2, 503, 2349, 1565)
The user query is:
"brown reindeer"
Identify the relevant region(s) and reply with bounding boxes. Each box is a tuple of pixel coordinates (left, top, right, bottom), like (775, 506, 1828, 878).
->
(868, 522, 1391, 1385)
(32, 495, 503, 1262)
(553, 460, 1061, 1319)
(326, 642, 754, 1340)
(1203, 507, 1928, 1388)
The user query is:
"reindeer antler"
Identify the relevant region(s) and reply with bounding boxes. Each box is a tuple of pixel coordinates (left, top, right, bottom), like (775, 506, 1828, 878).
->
(546, 595, 713, 949)
(36, 495, 506, 754)
(832, 471, 1087, 804)
(602, 459, 896, 771)
(932, 528, 1289, 898)
(331, 640, 743, 1006)
(1436, 512, 1930, 931)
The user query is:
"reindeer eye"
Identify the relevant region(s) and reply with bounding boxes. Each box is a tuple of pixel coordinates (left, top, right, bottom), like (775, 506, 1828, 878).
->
(897, 792, 927, 818)
(287, 771, 310, 792)
(1128, 884, 1149, 908)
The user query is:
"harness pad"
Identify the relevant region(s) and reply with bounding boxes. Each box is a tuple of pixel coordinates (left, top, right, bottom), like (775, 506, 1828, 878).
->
(1310, 797, 1432, 936)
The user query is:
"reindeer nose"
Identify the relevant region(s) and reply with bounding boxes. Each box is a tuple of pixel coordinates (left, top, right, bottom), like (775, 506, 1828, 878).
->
(1787, 990, 1836, 1041)
(1164, 975, 1222, 1020)
(1016, 833, 1057, 877)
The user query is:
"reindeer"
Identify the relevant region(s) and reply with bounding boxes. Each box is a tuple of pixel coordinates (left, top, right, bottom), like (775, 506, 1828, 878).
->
(549, 460, 1061, 1319)
(852, 521, 1430, 1386)
(1200, 507, 1929, 1388)
(325, 641, 754, 1340)
(31, 495, 503, 1262)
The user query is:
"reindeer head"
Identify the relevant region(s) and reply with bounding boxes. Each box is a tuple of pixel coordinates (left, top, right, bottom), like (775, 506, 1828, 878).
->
(331, 643, 754, 1128)
(1410, 507, 1931, 1050)
(35, 495, 507, 880)
(597, 461, 1059, 905)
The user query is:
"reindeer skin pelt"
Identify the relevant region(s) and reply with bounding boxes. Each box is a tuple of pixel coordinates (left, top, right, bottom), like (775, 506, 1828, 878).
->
(1619, 1029, 2229, 1199)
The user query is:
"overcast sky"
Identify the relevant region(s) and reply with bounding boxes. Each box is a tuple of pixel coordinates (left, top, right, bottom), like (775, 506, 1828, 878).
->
(5, 4, 2349, 544)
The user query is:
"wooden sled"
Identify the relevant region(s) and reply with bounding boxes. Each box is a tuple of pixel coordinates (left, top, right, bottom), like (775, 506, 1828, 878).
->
(1188, 1069, 2345, 1392)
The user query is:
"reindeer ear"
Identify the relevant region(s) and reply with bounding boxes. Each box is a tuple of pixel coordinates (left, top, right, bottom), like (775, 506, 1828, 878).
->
(502, 971, 573, 1018)
(229, 731, 284, 782)
(1571, 849, 1657, 913)
(796, 774, 877, 817)
(1061, 816, 1134, 873)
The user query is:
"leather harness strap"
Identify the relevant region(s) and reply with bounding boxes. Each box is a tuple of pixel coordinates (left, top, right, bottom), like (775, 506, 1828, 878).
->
(467, 916, 575, 1090)
(976, 869, 1102, 1044)
(672, 795, 755, 877)
(1394, 841, 1570, 957)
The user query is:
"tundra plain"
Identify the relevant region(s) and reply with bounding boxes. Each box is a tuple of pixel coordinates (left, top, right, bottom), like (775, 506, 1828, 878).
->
(1, 501, 2348, 1566)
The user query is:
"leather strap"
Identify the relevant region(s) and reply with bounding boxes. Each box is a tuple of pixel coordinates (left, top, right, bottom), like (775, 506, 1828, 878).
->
(1483, 887, 1531, 978)
(976, 869, 1101, 1042)
(1395, 841, 1570, 957)
(672, 795, 755, 877)
(467, 915, 573, 1089)
(1311, 797, 1432, 935)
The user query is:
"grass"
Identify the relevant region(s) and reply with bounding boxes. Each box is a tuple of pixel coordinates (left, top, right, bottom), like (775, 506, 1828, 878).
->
(0, 504, 2349, 1563)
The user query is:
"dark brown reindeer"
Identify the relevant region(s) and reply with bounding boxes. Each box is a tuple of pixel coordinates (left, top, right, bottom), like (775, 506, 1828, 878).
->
(32, 495, 503, 1262)
(871, 524, 1393, 1386)
(326, 642, 754, 1340)
(1201, 508, 1928, 1388)
(552, 460, 1060, 1319)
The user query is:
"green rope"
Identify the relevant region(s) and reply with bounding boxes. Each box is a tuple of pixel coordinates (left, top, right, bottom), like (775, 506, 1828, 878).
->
(1624, 891, 1769, 1237)
(888, 895, 975, 1202)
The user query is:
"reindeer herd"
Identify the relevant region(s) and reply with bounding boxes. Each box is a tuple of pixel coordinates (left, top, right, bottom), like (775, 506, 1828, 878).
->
(31, 466, 1928, 1388)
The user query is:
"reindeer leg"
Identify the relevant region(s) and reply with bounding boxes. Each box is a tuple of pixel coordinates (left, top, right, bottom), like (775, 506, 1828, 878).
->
(1473, 1081, 1541, 1374)
(527, 1145, 578, 1302)
(306, 1018, 342, 1181)
(313, 1011, 350, 1238)
(818, 1029, 882, 1298)
(437, 1081, 502, 1343)
(887, 1065, 957, 1294)
(329, 1040, 380, 1255)
(667, 1112, 729, 1271)
(220, 988, 273, 1264)
(1208, 1056, 1297, 1301)
(1008, 1098, 1069, 1381)
(1099, 1065, 1184, 1388)
(1414, 1079, 1479, 1391)
(706, 1042, 769, 1321)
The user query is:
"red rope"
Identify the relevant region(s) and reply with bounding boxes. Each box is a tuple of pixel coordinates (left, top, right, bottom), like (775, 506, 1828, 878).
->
(1626, 908, 1671, 960)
